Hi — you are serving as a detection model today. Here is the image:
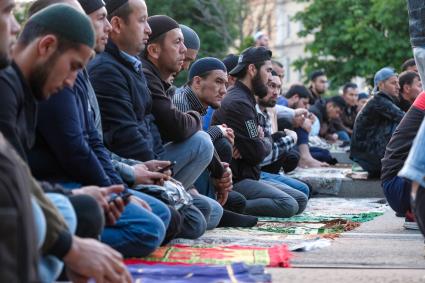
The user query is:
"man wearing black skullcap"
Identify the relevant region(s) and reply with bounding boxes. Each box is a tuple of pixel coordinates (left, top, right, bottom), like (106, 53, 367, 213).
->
(143, 15, 222, 233)
(212, 47, 306, 217)
(173, 57, 259, 228)
(89, 1, 210, 240)
(222, 54, 239, 88)
(0, 4, 132, 283)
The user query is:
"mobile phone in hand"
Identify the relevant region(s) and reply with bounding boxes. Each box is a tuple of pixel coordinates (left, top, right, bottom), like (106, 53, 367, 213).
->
(108, 191, 132, 204)
(156, 161, 176, 173)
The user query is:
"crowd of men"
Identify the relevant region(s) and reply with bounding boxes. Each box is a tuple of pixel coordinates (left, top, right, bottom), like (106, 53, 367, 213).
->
(1, 0, 425, 282)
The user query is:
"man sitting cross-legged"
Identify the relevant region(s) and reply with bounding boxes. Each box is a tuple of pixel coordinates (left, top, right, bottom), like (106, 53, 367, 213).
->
(212, 47, 307, 218)
(173, 57, 258, 227)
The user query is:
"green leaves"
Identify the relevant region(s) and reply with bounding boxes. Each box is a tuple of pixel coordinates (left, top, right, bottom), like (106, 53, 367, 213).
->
(294, 0, 410, 87)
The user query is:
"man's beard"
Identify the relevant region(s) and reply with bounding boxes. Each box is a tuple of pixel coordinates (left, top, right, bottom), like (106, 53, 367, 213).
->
(252, 72, 268, 98)
(28, 52, 59, 100)
(259, 97, 276, 108)
(0, 54, 10, 69)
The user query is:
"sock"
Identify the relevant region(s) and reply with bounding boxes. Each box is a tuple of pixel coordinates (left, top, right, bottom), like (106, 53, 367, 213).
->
(218, 210, 258, 228)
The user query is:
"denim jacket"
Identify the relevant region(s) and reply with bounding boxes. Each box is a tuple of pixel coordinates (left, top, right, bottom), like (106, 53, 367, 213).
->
(407, 0, 425, 47)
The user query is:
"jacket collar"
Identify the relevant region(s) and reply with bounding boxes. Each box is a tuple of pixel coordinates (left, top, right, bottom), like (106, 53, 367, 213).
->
(141, 57, 171, 91)
(105, 40, 141, 74)
(377, 91, 398, 103)
(234, 80, 256, 105)
(181, 86, 207, 115)
(11, 61, 36, 104)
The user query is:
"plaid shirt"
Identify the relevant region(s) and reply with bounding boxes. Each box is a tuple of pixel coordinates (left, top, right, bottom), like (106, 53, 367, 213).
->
(256, 105, 295, 166)
(173, 86, 223, 142)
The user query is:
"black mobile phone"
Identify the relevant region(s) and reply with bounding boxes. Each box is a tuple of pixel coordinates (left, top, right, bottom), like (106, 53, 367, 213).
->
(108, 191, 132, 204)
(157, 161, 176, 173)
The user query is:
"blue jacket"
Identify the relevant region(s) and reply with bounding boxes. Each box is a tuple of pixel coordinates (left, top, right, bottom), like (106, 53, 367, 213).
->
(29, 70, 124, 187)
(88, 40, 163, 161)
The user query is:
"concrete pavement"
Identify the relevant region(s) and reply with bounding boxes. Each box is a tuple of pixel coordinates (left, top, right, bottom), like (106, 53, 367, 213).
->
(267, 204, 425, 282)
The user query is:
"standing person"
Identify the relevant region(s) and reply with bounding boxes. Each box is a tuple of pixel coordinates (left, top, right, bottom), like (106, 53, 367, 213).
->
(398, 71, 422, 112)
(308, 70, 328, 105)
(351, 67, 404, 177)
(212, 47, 307, 218)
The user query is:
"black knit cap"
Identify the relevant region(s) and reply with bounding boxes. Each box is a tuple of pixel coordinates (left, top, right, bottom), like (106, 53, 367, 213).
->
(105, 0, 128, 14)
(78, 0, 105, 15)
(229, 46, 272, 76)
(29, 4, 95, 48)
(188, 57, 227, 81)
(222, 54, 238, 74)
(147, 15, 179, 43)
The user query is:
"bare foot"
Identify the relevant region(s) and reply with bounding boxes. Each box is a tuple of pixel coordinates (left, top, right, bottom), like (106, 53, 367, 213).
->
(299, 158, 329, 168)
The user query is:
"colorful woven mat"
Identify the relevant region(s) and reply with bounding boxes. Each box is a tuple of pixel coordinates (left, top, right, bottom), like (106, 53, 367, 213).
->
(127, 263, 271, 283)
(125, 244, 291, 268)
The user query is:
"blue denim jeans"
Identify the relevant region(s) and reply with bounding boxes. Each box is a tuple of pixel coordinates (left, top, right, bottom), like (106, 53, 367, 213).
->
(382, 176, 412, 215)
(36, 193, 77, 283)
(260, 171, 310, 197)
(336, 130, 351, 142)
(233, 179, 308, 217)
(101, 189, 170, 257)
(399, 117, 425, 187)
(161, 131, 214, 189)
(192, 193, 223, 230)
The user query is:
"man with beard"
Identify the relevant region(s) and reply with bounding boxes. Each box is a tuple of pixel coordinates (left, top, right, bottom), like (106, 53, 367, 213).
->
(308, 70, 328, 105)
(212, 47, 307, 218)
(173, 57, 258, 227)
(29, 0, 174, 257)
(0, 4, 131, 283)
(257, 73, 310, 197)
(398, 71, 422, 112)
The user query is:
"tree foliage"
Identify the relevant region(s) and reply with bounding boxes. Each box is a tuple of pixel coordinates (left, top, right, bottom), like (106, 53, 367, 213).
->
(146, 0, 241, 59)
(293, 0, 411, 87)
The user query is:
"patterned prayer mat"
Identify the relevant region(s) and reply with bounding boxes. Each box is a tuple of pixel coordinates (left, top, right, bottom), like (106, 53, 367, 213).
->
(126, 198, 387, 269)
(127, 263, 272, 283)
(125, 244, 291, 268)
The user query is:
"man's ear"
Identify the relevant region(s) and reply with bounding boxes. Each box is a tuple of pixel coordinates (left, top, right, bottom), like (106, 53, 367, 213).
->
(37, 35, 58, 59)
(192, 76, 203, 90)
(146, 43, 161, 60)
(110, 16, 122, 34)
(247, 63, 257, 78)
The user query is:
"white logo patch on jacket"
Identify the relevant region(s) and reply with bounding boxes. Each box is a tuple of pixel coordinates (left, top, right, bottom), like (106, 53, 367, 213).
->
(245, 119, 258, 139)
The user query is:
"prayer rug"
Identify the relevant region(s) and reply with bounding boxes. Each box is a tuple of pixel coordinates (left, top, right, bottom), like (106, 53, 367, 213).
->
(127, 263, 272, 283)
(125, 244, 291, 268)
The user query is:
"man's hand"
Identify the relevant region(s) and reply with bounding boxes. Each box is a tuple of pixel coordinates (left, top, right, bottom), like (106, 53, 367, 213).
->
(284, 129, 298, 144)
(64, 236, 131, 283)
(218, 124, 235, 145)
(72, 185, 126, 226)
(293, 109, 308, 128)
(217, 191, 229, 206)
(213, 163, 233, 193)
(233, 147, 242, 159)
(302, 117, 313, 133)
(133, 163, 171, 186)
(130, 195, 152, 212)
(258, 125, 265, 139)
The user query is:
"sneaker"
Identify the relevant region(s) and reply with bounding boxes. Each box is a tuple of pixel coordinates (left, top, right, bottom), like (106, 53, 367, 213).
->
(404, 210, 419, 230)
